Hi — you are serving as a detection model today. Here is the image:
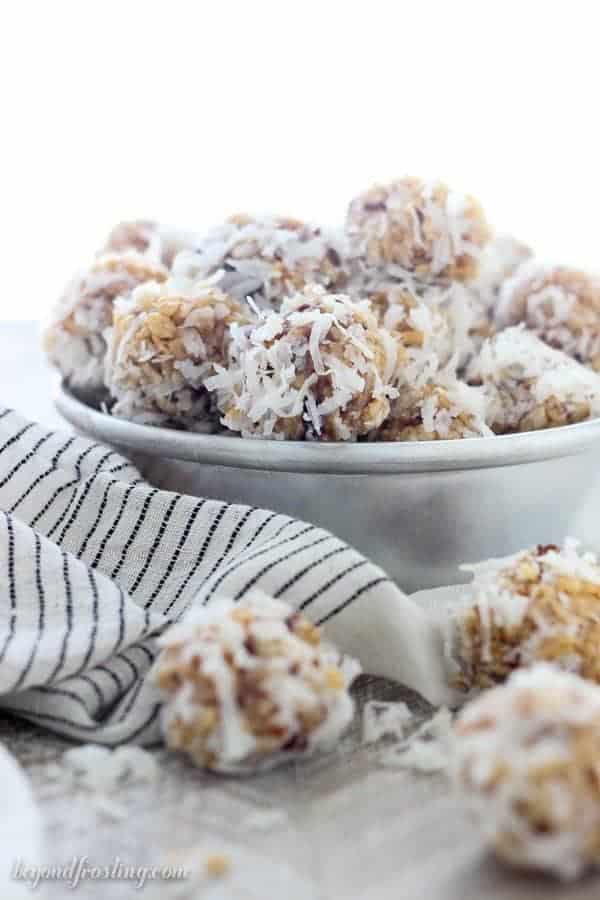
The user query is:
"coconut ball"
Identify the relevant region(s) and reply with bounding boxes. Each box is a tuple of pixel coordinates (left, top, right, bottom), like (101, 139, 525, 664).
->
(495, 262, 600, 370)
(472, 233, 533, 312)
(382, 290, 457, 373)
(465, 234, 532, 357)
(348, 273, 474, 371)
(154, 592, 360, 773)
(102, 219, 196, 268)
(205, 284, 398, 441)
(454, 664, 600, 880)
(432, 234, 532, 368)
(44, 251, 168, 392)
(463, 305, 497, 362)
(172, 214, 348, 311)
(346, 177, 491, 284)
(388, 284, 477, 378)
(374, 376, 491, 442)
(467, 326, 600, 433)
(105, 275, 250, 428)
(446, 539, 600, 694)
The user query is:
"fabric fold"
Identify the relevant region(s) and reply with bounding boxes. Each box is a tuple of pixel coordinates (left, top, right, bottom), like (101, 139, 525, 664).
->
(0, 406, 450, 745)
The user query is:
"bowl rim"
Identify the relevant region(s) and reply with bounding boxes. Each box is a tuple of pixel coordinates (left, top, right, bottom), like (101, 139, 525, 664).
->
(55, 382, 600, 476)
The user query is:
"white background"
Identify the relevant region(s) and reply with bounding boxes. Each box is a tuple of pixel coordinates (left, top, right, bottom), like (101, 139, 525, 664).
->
(1, 0, 598, 320)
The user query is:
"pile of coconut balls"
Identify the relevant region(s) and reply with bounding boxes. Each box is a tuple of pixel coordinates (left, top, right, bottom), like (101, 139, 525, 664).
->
(44, 177, 600, 441)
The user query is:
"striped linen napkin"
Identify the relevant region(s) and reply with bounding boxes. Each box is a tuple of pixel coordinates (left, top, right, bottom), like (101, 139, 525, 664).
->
(0, 406, 447, 746)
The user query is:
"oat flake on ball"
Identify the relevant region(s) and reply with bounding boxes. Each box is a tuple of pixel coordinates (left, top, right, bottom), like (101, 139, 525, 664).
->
(154, 592, 360, 773)
(346, 176, 491, 284)
(454, 664, 600, 880)
(205, 284, 399, 440)
(44, 251, 168, 392)
(172, 214, 347, 311)
(105, 274, 250, 429)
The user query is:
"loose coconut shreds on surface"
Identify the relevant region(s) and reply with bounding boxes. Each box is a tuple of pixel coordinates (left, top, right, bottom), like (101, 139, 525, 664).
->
(44, 251, 169, 392)
(205, 284, 399, 441)
(446, 539, 600, 694)
(346, 176, 491, 284)
(154, 591, 360, 773)
(39, 744, 161, 822)
(374, 375, 492, 442)
(379, 707, 454, 773)
(105, 274, 251, 429)
(60, 744, 160, 792)
(453, 664, 600, 880)
(468, 325, 600, 434)
(360, 698, 454, 773)
(495, 262, 600, 371)
(362, 700, 414, 745)
(171, 214, 348, 311)
(102, 219, 198, 268)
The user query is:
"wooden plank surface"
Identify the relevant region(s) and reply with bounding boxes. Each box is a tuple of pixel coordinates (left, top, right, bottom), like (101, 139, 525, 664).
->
(0, 321, 597, 899)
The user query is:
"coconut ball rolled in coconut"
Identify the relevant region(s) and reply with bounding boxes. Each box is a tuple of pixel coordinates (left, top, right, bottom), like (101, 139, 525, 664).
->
(468, 326, 600, 434)
(105, 275, 251, 428)
(44, 251, 168, 392)
(382, 290, 457, 372)
(102, 219, 196, 268)
(366, 281, 494, 371)
(346, 177, 491, 284)
(472, 233, 533, 313)
(465, 234, 532, 356)
(172, 215, 348, 311)
(154, 592, 361, 773)
(496, 262, 600, 370)
(453, 664, 600, 880)
(374, 376, 491, 442)
(382, 283, 477, 378)
(205, 284, 398, 441)
(446, 540, 600, 694)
